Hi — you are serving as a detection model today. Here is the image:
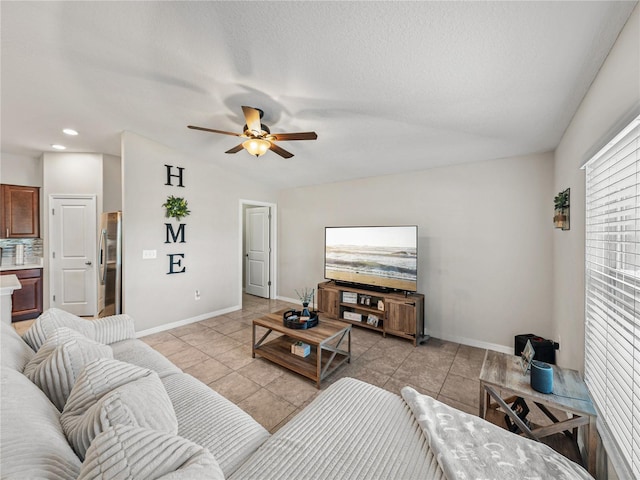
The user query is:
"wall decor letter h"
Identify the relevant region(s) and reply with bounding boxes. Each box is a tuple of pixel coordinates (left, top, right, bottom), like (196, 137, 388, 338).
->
(165, 164, 185, 187)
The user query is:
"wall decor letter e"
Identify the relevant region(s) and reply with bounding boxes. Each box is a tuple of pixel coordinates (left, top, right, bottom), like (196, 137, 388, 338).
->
(167, 253, 186, 274)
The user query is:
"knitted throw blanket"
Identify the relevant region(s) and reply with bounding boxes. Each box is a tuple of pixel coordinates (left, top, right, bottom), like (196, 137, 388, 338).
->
(401, 387, 593, 480)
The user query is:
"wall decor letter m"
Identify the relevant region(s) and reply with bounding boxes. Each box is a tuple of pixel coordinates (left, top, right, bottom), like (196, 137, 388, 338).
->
(165, 223, 186, 243)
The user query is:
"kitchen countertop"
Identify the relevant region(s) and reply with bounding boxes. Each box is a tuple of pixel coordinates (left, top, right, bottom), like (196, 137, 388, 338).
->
(0, 274, 22, 293)
(1, 274, 22, 324)
(0, 259, 43, 272)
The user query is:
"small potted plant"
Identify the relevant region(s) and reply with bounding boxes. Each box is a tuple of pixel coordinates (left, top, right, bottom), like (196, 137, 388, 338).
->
(162, 195, 191, 221)
(295, 287, 315, 319)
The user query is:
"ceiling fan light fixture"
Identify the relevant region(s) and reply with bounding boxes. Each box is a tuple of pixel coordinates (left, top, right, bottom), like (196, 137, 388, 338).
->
(188, 106, 316, 158)
(242, 138, 270, 157)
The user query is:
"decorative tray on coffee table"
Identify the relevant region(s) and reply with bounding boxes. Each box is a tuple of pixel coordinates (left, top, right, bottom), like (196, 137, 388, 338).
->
(283, 309, 319, 329)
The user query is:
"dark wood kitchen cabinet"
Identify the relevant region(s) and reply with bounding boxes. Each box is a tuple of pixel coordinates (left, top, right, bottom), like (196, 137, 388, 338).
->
(1, 184, 40, 238)
(2, 268, 43, 321)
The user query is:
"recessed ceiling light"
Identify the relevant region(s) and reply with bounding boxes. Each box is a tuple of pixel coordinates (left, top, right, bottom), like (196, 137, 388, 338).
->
(51, 144, 66, 150)
(62, 128, 78, 136)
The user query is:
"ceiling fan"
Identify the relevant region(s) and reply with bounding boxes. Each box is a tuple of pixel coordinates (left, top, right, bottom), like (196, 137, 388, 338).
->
(188, 106, 317, 158)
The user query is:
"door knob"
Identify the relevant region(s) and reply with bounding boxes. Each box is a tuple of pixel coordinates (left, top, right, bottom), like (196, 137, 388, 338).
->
(85, 261, 92, 265)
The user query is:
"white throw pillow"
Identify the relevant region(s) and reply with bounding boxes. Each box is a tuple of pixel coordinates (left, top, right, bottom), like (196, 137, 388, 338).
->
(78, 425, 224, 480)
(23, 307, 136, 352)
(23, 327, 113, 411)
(23, 309, 96, 351)
(61, 358, 178, 460)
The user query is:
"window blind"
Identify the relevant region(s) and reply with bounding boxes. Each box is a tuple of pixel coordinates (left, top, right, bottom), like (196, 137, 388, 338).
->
(584, 114, 640, 479)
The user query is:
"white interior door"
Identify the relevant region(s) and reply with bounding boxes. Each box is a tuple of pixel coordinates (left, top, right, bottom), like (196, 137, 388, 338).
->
(50, 195, 97, 316)
(245, 206, 270, 298)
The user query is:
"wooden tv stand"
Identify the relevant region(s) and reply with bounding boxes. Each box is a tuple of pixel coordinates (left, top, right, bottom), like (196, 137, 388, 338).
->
(317, 281, 427, 346)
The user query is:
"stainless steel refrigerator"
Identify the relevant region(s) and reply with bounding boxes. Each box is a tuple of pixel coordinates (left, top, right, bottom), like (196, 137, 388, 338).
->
(98, 211, 122, 317)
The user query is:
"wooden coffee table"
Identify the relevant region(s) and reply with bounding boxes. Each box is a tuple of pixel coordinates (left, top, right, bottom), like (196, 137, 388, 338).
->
(479, 350, 597, 475)
(252, 310, 351, 388)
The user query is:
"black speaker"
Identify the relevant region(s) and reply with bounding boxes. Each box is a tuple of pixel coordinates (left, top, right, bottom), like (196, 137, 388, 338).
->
(514, 334, 558, 365)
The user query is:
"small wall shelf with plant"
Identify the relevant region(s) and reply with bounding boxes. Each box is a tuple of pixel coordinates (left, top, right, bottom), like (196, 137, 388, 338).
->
(553, 188, 570, 231)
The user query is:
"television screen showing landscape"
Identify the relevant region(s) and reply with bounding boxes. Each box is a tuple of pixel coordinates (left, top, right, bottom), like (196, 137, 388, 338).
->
(325, 226, 418, 292)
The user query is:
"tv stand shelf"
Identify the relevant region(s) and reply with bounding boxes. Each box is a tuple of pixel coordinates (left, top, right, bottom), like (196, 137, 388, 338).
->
(317, 281, 427, 346)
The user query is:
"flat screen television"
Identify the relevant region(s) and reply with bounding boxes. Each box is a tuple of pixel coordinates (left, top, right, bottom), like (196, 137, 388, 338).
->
(324, 225, 418, 292)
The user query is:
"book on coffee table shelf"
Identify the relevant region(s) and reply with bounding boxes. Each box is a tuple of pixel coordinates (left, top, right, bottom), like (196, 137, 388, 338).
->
(291, 341, 311, 357)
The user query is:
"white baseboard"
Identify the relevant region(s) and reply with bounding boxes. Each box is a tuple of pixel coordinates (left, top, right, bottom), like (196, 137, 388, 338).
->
(276, 296, 319, 311)
(277, 296, 511, 354)
(276, 295, 302, 306)
(135, 305, 241, 338)
(435, 332, 512, 354)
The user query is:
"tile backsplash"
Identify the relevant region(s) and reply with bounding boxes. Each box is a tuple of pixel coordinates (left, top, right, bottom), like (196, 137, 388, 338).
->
(0, 238, 43, 265)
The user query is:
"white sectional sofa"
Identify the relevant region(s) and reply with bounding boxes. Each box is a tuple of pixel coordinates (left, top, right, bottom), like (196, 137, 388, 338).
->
(0, 309, 593, 480)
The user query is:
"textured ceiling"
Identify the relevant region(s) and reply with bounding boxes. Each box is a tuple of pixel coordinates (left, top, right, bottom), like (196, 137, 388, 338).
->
(1, 1, 636, 189)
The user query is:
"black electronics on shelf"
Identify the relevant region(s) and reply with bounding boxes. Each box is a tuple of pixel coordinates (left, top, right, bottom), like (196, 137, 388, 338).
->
(514, 334, 559, 365)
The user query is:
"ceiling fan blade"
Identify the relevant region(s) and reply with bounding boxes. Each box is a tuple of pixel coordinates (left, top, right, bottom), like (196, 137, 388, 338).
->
(269, 142, 294, 159)
(188, 125, 241, 136)
(271, 132, 318, 141)
(241, 106, 262, 134)
(225, 143, 245, 154)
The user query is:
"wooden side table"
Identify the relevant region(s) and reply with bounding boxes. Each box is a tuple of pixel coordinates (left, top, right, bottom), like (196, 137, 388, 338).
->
(479, 350, 597, 476)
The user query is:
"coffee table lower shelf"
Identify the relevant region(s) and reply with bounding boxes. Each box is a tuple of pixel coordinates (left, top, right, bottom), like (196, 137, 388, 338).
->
(253, 335, 350, 388)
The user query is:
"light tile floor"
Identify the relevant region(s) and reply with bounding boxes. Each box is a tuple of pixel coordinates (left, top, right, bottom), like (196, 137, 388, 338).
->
(140, 293, 486, 433)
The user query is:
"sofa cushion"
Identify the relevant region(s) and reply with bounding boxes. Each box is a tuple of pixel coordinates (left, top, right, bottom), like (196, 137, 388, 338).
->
(162, 372, 270, 477)
(23, 307, 135, 351)
(111, 338, 182, 378)
(229, 377, 443, 480)
(0, 366, 82, 479)
(61, 358, 178, 460)
(78, 425, 224, 480)
(0, 320, 35, 372)
(24, 327, 113, 411)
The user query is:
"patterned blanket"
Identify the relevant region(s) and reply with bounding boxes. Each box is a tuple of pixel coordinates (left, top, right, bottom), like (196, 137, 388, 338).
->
(401, 387, 593, 480)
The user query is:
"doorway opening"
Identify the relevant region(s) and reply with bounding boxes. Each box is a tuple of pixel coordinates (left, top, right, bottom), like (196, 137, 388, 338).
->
(239, 199, 277, 306)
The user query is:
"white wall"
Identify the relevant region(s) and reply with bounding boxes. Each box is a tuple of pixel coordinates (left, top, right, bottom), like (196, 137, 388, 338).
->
(43, 153, 103, 198)
(0, 152, 42, 186)
(121, 132, 277, 333)
(102, 154, 122, 212)
(553, 5, 639, 373)
(278, 152, 554, 352)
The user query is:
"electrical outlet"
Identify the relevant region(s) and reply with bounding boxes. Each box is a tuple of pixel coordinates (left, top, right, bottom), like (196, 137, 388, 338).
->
(195, 289, 201, 301)
(142, 249, 157, 259)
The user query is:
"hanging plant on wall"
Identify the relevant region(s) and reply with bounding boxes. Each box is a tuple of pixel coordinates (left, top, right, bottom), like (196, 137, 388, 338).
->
(553, 190, 569, 211)
(162, 195, 191, 221)
(553, 188, 570, 230)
